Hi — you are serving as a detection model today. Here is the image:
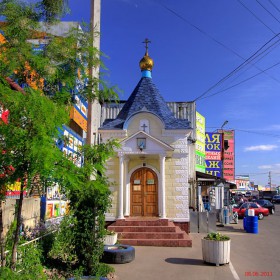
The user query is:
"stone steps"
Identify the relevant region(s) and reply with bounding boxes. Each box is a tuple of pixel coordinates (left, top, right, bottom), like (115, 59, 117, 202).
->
(119, 232, 186, 239)
(108, 226, 178, 233)
(107, 219, 192, 247)
(116, 238, 192, 247)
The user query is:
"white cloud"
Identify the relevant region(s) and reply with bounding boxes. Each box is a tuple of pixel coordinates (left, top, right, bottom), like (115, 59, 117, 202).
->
(267, 124, 280, 131)
(258, 163, 280, 171)
(244, 145, 278, 151)
(258, 165, 272, 169)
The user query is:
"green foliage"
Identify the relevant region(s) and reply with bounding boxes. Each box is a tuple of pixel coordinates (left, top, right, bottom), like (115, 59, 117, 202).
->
(4, 220, 46, 277)
(0, 83, 74, 188)
(38, 231, 55, 264)
(105, 229, 116, 235)
(48, 140, 119, 276)
(95, 262, 115, 278)
(4, 221, 17, 251)
(48, 214, 77, 264)
(0, 267, 30, 280)
(17, 243, 46, 279)
(39, 0, 70, 23)
(204, 232, 230, 241)
(0, 1, 120, 106)
(0, 0, 120, 276)
(3, 242, 47, 280)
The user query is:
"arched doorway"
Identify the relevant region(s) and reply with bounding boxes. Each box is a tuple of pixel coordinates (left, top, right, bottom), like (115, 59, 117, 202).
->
(130, 167, 158, 217)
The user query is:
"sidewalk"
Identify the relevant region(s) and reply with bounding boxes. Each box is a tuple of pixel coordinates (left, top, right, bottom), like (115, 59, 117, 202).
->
(110, 231, 238, 280)
(110, 207, 280, 280)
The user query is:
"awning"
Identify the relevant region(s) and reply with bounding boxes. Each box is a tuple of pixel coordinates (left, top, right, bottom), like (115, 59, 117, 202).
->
(196, 171, 237, 189)
(196, 171, 221, 186)
(228, 182, 237, 189)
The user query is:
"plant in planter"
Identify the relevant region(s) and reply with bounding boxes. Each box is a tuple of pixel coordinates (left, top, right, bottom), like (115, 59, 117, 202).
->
(103, 230, 118, 246)
(201, 232, 231, 266)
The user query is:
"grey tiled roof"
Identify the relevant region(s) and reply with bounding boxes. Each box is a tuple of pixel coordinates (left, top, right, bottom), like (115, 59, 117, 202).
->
(100, 77, 190, 130)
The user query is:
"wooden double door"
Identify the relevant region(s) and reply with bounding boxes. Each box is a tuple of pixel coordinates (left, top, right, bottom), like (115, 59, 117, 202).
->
(130, 167, 158, 217)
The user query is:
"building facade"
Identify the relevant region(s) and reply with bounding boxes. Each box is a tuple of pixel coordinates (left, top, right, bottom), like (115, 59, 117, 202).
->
(99, 47, 193, 228)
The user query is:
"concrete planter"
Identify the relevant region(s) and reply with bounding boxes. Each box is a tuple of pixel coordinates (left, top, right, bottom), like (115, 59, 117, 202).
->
(201, 239, 231, 266)
(103, 233, 118, 245)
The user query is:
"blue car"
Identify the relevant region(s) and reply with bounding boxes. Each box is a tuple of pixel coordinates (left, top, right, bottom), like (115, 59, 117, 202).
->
(272, 195, 280, 204)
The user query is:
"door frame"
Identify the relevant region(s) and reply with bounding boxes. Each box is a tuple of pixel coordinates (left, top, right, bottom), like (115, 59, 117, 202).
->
(129, 166, 159, 217)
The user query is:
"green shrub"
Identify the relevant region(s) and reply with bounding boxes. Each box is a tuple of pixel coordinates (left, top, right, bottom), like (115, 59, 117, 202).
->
(93, 262, 115, 278)
(204, 232, 230, 241)
(48, 214, 77, 264)
(0, 242, 47, 279)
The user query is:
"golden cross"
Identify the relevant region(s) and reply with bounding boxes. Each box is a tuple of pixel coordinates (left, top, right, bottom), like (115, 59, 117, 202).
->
(142, 38, 151, 54)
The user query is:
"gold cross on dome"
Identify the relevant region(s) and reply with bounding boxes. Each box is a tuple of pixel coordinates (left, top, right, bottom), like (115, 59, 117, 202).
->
(142, 38, 151, 54)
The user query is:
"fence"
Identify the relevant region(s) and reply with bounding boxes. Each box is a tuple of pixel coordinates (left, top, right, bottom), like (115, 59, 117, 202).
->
(2, 198, 40, 236)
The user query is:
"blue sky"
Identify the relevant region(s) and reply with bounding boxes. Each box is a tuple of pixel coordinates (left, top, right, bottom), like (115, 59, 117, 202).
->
(42, 1, 280, 186)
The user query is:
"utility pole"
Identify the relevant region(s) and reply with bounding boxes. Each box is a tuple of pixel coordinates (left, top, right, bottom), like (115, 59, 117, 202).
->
(269, 171, 272, 191)
(86, 0, 101, 145)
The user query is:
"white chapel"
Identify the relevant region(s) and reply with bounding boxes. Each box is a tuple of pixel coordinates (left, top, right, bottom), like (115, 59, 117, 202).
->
(99, 42, 193, 236)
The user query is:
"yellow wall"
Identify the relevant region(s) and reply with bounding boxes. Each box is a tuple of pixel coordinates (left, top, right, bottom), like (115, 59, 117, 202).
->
(126, 113, 163, 138)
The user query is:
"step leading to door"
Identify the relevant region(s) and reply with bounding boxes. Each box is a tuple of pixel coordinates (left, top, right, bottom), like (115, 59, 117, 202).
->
(107, 219, 192, 247)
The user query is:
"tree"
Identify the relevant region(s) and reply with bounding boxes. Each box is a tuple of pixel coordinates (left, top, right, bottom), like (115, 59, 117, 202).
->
(0, 0, 119, 275)
(49, 140, 119, 276)
(0, 82, 79, 270)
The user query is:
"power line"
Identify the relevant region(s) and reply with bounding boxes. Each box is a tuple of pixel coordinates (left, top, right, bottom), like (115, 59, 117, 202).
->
(234, 128, 280, 138)
(198, 60, 280, 100)
(206, 127, 280, 138)
(156, 1, 280, 101)
(236, 0, 276, 34)
(198, 33, 280, 99)
(240, 172, 270, 175)
(269, 0, 280, 14)
(200, 27, 280, 99)
(193, 33, 280, 101)
(155, 0, 244, 60)
(256, 0, 280, 25)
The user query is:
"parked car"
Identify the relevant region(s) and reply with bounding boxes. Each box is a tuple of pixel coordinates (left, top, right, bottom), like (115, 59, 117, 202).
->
(253, 199, 275, 214)
(259, 191, 277, 201)
(233, 202, 269, 220)
(272, 195, 280, 204)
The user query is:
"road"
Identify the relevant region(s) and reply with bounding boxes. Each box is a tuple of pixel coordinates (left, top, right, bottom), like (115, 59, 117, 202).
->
(110, 204, 280, 280)
(228, 204, 280, 280)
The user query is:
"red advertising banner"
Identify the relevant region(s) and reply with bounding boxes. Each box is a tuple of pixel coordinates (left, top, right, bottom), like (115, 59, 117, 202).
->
(219, 130, 235, 181)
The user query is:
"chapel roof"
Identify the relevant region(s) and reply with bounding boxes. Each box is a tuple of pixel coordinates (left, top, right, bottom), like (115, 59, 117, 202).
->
(100, 41, 190, 130)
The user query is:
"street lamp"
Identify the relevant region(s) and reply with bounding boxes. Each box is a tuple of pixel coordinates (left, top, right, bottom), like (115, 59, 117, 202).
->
(221, 120, 228, 129)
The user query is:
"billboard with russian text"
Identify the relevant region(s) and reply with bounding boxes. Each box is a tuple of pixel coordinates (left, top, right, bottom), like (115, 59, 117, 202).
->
(195, 112, 205, 173)
(219, 130, 235, 181)
(205, 132, 222, 177)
